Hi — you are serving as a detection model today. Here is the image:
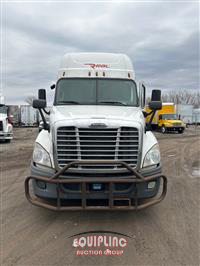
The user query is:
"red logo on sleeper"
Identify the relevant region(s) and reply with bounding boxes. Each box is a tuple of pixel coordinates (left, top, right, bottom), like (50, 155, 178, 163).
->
(85, 63, 109, 69)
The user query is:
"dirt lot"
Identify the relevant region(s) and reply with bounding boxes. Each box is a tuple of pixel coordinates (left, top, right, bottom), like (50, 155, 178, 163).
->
(1, 127, 200, 266)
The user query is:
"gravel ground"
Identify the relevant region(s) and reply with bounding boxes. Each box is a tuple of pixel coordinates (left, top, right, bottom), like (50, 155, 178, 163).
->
(1, 127, 200, 266)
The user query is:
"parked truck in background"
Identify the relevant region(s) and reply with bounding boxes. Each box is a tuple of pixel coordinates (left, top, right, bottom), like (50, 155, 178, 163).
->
(146, 102, 186, 133)
(25, 53, 167, 210)
(7, 105, 20, 127)
(0, 95, 13, 142)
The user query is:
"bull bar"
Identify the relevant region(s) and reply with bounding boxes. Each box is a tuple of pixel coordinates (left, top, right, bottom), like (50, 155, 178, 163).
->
(25, 160, 167, 211)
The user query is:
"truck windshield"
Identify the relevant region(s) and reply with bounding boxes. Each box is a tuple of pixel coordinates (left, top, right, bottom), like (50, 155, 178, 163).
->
(55, 78, 138, 106)
(162, 114, 177, 120)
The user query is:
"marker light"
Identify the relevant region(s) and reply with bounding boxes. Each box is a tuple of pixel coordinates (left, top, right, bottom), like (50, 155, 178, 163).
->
(148, 181, 156, 189)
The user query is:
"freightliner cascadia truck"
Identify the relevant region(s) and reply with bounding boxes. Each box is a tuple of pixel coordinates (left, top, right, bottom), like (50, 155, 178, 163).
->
(25, 53, 167, 210)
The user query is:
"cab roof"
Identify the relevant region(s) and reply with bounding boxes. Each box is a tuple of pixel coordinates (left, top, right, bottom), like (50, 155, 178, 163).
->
(58, 52, 135, 80)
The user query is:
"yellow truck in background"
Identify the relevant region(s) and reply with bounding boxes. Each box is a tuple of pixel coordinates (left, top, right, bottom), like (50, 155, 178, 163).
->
(146, 102, 186, 134)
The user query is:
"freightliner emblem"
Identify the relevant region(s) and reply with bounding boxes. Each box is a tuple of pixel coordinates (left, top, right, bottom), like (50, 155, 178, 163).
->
(89, 123, 107, 128)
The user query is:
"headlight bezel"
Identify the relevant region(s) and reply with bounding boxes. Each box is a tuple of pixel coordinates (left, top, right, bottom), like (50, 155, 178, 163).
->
(33, 142, 52, 168)
(142, 143, 161, 168)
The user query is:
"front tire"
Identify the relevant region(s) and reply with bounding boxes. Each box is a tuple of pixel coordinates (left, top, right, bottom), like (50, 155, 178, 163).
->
(178, 128, 184, 134)
(161, 126, 166, 134)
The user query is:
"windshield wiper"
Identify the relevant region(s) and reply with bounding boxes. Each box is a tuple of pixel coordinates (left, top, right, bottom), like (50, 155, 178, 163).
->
(57, 101, 80, 105)
(99, 101, 127, 106)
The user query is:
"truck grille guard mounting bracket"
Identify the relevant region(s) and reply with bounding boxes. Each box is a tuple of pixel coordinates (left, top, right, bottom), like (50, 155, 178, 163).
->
(25, 160, 167, 211)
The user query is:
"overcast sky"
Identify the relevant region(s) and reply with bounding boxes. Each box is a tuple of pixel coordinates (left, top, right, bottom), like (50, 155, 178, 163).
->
(1, 1, 199, 105)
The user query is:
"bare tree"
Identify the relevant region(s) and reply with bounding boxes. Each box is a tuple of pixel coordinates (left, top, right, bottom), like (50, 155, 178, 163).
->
(25, 96, 36, 105)
(146, 90, 200, 107)
(161, 90, 200, 106)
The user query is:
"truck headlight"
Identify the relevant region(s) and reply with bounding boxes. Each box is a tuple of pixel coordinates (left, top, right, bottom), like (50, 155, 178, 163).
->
(33, 143, 52, 168)
(8, 125, 12, 132)
(143, 144, 160, 168)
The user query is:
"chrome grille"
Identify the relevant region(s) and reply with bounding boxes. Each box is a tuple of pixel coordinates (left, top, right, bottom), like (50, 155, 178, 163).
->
(56, 126, 139, 170)
(173, 122, 182, 126)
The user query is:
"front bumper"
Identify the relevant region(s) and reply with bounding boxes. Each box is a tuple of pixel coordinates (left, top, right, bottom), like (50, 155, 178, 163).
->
(0, 132, 13, 140)
(165, 126, 184, 131)
(25, 160, 167, 211)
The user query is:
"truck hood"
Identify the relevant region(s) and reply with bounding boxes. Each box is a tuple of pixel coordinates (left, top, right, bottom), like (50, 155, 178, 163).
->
(163, 120, 183, 124)
(51, 105, 143, 123)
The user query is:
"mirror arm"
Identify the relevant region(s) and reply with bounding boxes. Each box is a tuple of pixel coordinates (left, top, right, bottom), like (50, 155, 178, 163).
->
(143, 110, 153, 118)
(42, 108, 50, 115)
(38, 109, 50, 132)
(146, 110, 156, 131)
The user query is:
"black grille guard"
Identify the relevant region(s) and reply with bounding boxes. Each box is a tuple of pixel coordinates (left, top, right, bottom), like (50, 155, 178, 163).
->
(25, 160, 167, 211)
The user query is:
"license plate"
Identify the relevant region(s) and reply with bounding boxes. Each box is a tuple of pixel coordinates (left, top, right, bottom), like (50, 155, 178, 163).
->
(92, 183, 102, 190)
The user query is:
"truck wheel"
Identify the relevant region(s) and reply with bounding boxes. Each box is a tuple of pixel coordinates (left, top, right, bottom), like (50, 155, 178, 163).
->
(161, 126, 166, 134)
(178, 129, 184, 134)
(5, 139, 11, 143)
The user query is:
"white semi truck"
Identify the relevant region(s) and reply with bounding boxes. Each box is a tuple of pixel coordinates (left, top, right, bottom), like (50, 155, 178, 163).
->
(0, 95, 13, 142)
(25, 53, 167, 210)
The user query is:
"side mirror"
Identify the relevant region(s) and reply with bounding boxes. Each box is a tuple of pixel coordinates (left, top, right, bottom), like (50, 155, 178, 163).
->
(149, 89, 162, 110)
(33, 92, 49, 131)
(32, 99, 46, 109)
(151, 89, 161, 101)
(159, 114, 162, 120)
(149, 101, 162, 110)
(38, 89, 46, 100)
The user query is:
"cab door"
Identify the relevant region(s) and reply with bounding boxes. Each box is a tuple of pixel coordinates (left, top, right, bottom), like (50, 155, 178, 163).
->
(158, 114, 163, 127)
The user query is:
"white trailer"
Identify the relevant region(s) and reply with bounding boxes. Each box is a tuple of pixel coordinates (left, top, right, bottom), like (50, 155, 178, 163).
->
(193, 108, 200, 124)
(20, 105, 38, 127)
(176, 104, 193, 125)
